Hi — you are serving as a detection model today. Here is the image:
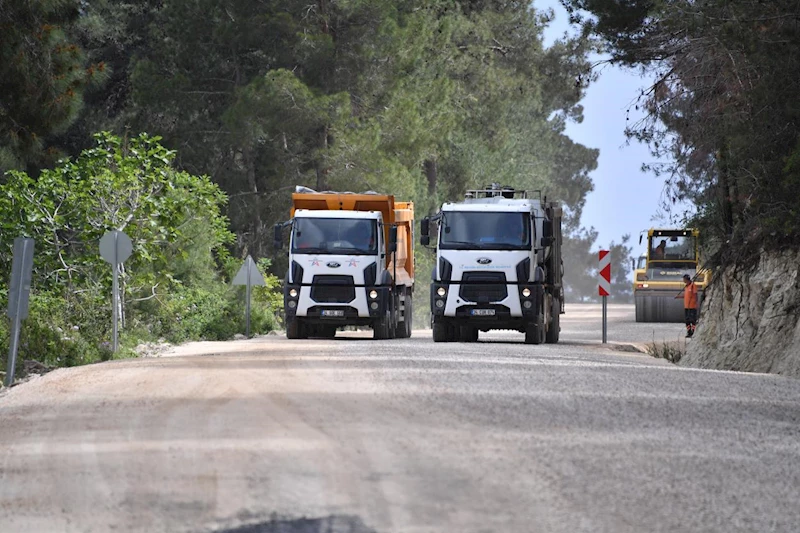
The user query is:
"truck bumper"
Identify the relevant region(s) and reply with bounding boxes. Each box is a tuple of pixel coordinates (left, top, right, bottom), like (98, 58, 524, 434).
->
(430, 282, 543, 330)
(285, 284, 391, 326)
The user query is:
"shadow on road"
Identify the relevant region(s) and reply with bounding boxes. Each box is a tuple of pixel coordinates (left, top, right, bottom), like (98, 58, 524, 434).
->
(215, 514, 376, 533)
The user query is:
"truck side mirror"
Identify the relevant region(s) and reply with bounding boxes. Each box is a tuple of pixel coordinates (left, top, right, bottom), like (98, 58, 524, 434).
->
(631, 258, 635, 270)
(638, 234, 643, 245)
(543, 219, 553, 238)
(420, 217, 431, 246)
(389, 226, 398, 253)
(273, 224, 283, 250)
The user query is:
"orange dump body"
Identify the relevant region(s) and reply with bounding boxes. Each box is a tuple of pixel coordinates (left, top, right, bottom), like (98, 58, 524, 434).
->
(291, 192, 414, 285)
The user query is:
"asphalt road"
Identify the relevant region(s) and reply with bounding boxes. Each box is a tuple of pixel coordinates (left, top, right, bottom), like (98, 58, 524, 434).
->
(1, 304, 799, 533)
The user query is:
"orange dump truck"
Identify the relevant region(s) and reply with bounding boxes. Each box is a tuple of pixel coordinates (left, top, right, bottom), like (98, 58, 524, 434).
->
(274, 187, 414, 339)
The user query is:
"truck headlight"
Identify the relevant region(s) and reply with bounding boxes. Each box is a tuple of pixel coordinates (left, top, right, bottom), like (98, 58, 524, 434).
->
(437, 287, 446, 297)
(289, 289, 298, 298)
(369, 290, 378, 299)
(522, 288, 531, 297)
(287, 300, 297, 308)
(435, 300, 445, 308)
(523, 300, 532, 309)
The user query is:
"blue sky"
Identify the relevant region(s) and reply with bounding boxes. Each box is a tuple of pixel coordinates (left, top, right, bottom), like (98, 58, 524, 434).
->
(535, 0, 687, 259)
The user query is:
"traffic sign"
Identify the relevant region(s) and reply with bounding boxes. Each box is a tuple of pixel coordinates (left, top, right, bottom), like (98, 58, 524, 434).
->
(5, 238, 35, 387)
(99, 230, 132, 353)
(100, 230, 133, 265)
(7, 238, 35, 319)
(232, 255, 265, 338)
(232, 255, 266, 286)
(598, 250, 611, 296)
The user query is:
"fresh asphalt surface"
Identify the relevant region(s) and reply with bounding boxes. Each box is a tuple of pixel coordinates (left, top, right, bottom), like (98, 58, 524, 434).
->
(1, 304, 799, 533)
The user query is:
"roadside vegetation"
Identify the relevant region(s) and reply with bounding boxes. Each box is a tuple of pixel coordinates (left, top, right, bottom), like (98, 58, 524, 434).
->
(645, 339, 685, 364)
(0, 133, 282, 380)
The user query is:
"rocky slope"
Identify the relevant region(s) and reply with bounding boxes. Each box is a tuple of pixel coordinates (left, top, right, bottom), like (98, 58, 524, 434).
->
(681, 249, 800, 377)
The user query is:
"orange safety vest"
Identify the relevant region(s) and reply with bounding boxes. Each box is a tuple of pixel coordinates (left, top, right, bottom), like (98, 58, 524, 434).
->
(684, 281, 698, 309)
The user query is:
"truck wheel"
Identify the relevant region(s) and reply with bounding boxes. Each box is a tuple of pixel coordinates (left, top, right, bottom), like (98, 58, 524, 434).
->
(373, 310, 392, 340)
(405, 296, 413, 338)
(286, 318, 305, 339)
(525, 318, 544, 345)
(459, 326, 478, 343)
(545, 298, 561, 344)
(396, 291, 413, 339)
(432, 320, 449, 342)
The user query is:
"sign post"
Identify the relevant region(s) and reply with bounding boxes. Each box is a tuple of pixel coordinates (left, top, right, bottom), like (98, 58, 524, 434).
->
(232, 255, 266, 338)
(99, 230, 133, 352)
(598, 250, 611, 344)
(5, 238, 35, 387)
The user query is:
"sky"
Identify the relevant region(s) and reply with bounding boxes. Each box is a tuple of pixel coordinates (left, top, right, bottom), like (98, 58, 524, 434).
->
(535, 0, 688, 260)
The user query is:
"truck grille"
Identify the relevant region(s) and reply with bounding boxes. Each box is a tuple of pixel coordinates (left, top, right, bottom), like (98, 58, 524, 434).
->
(459, 272, 508, 303)
(311, 275, 355, 303)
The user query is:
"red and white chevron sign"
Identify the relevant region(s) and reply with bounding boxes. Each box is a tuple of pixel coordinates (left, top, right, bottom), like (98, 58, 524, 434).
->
(598, 250, 611, 296)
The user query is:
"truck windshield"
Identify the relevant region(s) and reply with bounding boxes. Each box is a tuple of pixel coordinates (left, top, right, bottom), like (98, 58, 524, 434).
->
(440, 212, 530, 250)
(292, 218, 378, 255)
(649, 235, 697, 262)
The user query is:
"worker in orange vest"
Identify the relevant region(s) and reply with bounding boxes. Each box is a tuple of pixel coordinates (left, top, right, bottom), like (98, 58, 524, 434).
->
(675, 274, 700, 338)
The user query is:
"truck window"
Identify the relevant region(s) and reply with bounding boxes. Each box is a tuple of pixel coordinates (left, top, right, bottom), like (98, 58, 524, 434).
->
(440, 212, 531, 250)
(292, 218, 378, 255)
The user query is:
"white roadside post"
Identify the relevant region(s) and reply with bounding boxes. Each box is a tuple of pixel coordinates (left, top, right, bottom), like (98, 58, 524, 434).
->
(599, 250, 611, 344)
(5, 238, 35, 387)
(99, 230, 133, 352)
(232, 255, 266, 338)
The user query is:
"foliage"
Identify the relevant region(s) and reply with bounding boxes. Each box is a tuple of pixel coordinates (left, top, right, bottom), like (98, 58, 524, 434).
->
(646, 339, 684, 364)
(31, 1, 603, 267)
(0, 133, 280, 378)
(0, 0, 107, 172)
(562, 0, 800, 266)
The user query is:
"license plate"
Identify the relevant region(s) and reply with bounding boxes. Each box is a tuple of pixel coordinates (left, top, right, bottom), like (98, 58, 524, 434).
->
(471, 309, 495, 316)
(321, 310, 345, 317)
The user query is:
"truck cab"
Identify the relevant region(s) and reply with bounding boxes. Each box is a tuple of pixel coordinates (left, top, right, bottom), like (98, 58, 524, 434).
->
(422, 185, 563, 344)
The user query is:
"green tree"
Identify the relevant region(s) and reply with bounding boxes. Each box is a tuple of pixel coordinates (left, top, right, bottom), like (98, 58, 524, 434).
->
(0, 0, 105, 172)
(561, 0, 800, 264)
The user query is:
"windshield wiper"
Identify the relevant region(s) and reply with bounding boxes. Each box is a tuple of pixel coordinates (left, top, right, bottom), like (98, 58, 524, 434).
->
(329, 247, 374, 254)
(441, 240, 483, 249)
(292, 247, 328, 254)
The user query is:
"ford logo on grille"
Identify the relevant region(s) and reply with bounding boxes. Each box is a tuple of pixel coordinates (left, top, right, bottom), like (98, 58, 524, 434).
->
(327, 262, 341, 268)
(477, 258, 492, 265)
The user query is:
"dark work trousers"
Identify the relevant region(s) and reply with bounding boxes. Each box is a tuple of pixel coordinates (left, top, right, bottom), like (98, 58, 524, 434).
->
(685, 308, 698, 337)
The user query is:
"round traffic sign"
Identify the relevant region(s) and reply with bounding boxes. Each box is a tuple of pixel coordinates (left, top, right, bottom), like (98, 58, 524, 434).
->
(99, 230, 133, 264)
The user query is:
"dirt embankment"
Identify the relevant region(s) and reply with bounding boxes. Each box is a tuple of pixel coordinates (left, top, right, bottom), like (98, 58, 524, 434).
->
(682, 249, 800, 377)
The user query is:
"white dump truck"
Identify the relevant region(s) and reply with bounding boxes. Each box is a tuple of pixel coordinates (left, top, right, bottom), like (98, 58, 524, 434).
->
(421, 184, 563, 344)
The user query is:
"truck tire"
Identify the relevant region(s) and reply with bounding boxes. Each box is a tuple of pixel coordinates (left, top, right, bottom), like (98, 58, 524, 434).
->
(373, 310, 392, 340)
(546, 297, 561, 344)
(432, 320, 449, 342)
(396, 290, 413, 339)
(525, 318, 544, 345)
(459, 326, 478, 343)
(286, 317, 305, 339)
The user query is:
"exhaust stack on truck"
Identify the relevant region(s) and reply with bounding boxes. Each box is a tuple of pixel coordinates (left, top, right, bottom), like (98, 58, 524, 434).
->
(421, 184, 563, 344)
(274, 187, 414, 339)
